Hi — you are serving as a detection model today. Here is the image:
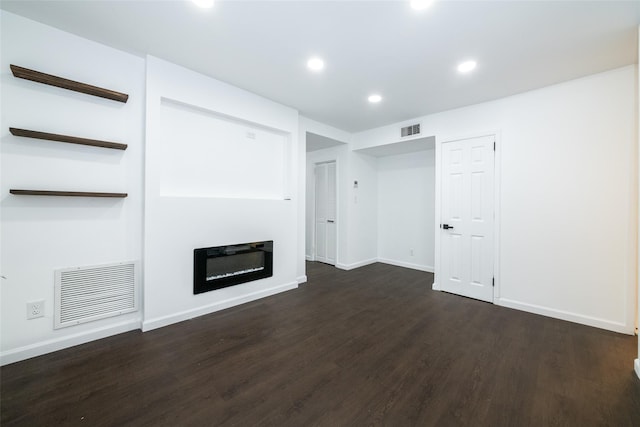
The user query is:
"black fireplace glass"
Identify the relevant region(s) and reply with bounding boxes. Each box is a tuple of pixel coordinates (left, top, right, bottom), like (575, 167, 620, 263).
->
(194, 241, 273, 294)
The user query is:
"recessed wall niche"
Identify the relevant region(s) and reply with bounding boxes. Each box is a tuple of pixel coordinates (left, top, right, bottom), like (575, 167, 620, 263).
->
(159, 97, 291, 200)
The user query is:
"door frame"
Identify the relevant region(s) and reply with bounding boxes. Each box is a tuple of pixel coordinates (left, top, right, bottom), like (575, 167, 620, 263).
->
(312, 160, 339, 265)
(433, 130, 502, 301)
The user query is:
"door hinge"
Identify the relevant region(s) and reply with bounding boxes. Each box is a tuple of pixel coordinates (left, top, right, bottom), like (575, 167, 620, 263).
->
(492, 277, 495, 287)
(493, 141, 496, 151)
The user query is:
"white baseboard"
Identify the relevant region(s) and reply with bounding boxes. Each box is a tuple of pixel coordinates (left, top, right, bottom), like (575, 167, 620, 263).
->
(496, 297, 633, 335)
(335, 258, 436, 273)
(297, 275, 307, 284)
(377, 258, 434, 273)
(305, 255, 314, 261)
(1, 318, 141, 366)
(635, 359, 640, 380)
(142, 281, 298, 332)
(336, 258, 377, 271)
(432, 282, 440, 291)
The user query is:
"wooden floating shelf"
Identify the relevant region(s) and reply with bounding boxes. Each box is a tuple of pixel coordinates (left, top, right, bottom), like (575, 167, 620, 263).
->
(10, 64, 129, 103)
(10, 190, 128, 198)
(9, 128, 127, 150)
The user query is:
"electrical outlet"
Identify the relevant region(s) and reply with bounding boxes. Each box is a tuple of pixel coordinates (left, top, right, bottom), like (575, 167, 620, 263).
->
(27, 300, 45, 319)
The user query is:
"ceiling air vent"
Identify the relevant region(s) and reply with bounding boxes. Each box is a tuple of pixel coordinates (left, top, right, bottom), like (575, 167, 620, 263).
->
(401, 123, 421, 138)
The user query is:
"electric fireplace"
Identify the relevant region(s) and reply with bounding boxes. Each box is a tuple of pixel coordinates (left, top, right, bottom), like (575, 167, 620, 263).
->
(193, 241, 273, 294)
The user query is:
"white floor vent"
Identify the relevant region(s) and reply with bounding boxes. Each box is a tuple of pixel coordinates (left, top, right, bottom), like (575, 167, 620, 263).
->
(55, 261, 139, 329)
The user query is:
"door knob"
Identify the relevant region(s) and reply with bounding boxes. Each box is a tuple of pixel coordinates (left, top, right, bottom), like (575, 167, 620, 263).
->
(327, 220, 335, 223)
(442, 224, 454, 230)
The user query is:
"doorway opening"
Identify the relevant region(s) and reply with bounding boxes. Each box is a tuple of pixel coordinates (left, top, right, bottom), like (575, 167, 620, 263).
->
(304, 131, 347, 268)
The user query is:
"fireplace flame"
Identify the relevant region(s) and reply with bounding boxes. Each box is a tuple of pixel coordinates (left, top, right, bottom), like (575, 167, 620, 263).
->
(206, 266, 265, 282)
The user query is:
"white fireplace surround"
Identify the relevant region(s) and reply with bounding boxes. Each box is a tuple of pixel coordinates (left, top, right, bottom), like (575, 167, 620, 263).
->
(143, 56, 301, 331)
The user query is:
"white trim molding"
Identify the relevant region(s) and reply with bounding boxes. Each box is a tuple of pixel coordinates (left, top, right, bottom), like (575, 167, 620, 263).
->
(336, 258, 377, 271)
(336, 258, 437, 274)
(142, 281, 297, 332)
(496, 297, 633, 335)
(635, 359, 640, 380)
(1, 318, 141, 366)
(377, 258, 434, 273)
(297, 275, 308, 284)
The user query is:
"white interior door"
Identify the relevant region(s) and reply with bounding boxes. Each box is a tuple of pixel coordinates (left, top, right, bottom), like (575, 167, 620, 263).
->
(440, 135, 494, 302)
(315, 162, 337, 265)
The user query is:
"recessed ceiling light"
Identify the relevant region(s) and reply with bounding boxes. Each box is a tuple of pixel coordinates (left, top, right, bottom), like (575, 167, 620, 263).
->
(457, 60, 477, 73)
(368, 94, 382, 103)
(307, 57, 325, 72)
(192, 0, 214, 8)
(410, 0, 434, 11)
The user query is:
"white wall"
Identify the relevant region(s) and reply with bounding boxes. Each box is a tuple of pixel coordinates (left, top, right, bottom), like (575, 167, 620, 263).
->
(0, 11, 145, 364)
(377, 150, 435, 272)
(143, 57, 300, 331)
(158, 98, 288, 200)
(345, 152, 379, 269)
(355, 65, 638, 334)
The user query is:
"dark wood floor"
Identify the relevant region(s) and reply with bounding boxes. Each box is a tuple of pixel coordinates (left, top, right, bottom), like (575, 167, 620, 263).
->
(2, 262, 639, 426)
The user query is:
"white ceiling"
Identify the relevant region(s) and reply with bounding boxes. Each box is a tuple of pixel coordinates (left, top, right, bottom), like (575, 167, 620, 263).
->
(306, 132, 347, 152)
(354, 135, 435, 157)
(2, 0, 638, 132)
